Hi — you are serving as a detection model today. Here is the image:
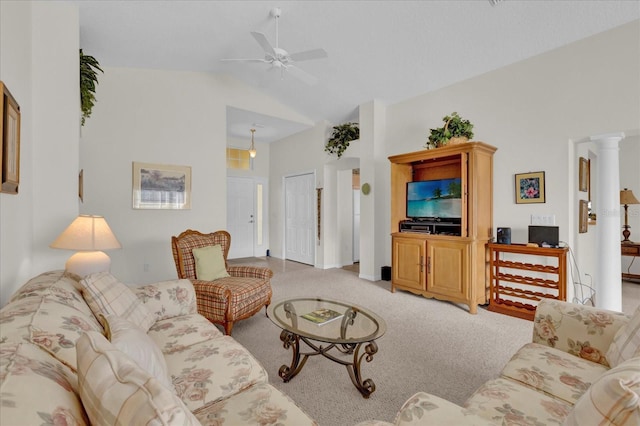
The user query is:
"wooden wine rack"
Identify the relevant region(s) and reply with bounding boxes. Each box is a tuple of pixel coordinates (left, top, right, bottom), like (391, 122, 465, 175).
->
(487, 243, 568, 320)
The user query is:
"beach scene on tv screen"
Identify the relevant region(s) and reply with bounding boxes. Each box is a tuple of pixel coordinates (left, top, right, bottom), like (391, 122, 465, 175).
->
(407, 178, 462, 219)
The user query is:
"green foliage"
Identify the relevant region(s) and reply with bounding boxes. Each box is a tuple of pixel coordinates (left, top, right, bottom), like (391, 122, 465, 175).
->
(324, 122, 359, 158)
(80, 49, 103, 126)
(426, 112, 474, 149)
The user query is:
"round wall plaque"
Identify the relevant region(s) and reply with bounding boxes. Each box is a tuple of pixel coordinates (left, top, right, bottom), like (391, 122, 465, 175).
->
(361, 183, 371, 195)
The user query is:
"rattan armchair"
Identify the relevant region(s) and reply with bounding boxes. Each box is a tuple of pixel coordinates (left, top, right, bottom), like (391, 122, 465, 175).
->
(171, 229, 272, 335)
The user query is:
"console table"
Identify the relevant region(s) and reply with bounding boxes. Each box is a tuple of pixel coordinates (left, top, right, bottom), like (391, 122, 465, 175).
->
(622, 242, 640, 281)
(488, 243, 568, 321)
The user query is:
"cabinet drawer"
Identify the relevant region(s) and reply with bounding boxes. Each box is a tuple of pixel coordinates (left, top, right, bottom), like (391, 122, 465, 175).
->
(622, 245, 640, 255)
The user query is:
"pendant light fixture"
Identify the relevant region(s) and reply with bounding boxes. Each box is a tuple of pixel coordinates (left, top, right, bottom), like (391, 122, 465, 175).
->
(248, 128, 257, 158)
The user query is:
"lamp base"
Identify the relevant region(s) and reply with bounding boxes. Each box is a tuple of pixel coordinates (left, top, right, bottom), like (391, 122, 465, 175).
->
(65, 251, 111, 277)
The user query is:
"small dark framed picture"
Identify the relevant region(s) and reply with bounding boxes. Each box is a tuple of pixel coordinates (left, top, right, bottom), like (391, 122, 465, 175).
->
(515, 171, 545, 204)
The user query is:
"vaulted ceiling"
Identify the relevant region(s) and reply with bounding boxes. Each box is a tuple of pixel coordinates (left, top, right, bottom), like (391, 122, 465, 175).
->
(73, 1, 640, 142)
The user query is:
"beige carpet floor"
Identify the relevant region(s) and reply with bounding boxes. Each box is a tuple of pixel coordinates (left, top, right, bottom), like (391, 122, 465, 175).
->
(229, 258, 640, 426)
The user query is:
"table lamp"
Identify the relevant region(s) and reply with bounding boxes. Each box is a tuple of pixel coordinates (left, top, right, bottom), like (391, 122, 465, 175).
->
(50, 214, 122, 276)
(620, 188, 640, 244)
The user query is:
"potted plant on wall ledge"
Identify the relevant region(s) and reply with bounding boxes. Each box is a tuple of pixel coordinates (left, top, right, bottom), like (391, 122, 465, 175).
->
(80, 49, 103, 126)
(325, 122, 359, 158)
(425, 112, 474, 149)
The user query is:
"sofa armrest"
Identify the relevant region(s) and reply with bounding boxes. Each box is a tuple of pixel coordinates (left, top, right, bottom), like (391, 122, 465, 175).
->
(391, 393, 496, 425)
(532, 299, 630, 365)
(133, 278, 198, 321)
(227, 265, 273, 281)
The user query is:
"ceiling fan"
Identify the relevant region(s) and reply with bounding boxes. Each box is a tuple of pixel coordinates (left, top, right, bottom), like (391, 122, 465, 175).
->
(221, 7, 328, 85)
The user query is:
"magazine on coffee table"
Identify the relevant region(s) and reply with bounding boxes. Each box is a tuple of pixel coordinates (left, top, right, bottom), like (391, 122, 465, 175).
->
(301, 308, 344, 325)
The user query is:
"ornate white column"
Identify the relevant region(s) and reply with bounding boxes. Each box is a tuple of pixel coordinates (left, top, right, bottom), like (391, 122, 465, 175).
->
(590, 132, 624, 311)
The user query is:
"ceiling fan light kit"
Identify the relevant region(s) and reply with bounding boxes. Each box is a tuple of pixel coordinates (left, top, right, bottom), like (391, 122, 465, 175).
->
(221, 7, 327, 85)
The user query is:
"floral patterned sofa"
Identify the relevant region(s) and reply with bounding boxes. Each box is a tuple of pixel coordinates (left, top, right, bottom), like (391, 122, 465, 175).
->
(358, 299, 640, 425)
(0, 270, 316, 425)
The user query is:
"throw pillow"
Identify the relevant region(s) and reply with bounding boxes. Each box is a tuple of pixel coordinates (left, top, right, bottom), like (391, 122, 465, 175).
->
(76, 331, 199, 426)
(100, 314, 174, 392)
(79, 272, 155, 332)
(192, 245, 230, 281)
(606, 305, 640, 367)
(563, 356, 640, 425)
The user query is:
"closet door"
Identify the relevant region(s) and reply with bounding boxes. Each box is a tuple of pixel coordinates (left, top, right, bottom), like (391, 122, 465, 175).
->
(285, 173, 315, 265)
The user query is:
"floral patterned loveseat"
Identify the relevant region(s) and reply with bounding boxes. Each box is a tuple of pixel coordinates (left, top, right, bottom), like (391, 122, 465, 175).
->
(0, 270, 316, 425)
(358, 299, 640, 425)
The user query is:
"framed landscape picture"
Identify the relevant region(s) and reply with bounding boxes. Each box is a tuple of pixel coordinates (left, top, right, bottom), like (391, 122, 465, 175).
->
(515, 171, 545, 204)
(132, 162, 191, 209)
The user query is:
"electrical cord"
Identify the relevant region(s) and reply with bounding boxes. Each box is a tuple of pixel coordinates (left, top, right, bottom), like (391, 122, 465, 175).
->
(560, 240, 595, 306)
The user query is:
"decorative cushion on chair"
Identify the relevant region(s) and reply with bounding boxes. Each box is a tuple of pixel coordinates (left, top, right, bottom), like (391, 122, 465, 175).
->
(606, 305, 640, 368)
(76, 331, 198, 426)
(192, 245, 230, 281)
(100, 314, 174, 391)
(80, 272, 156, 332)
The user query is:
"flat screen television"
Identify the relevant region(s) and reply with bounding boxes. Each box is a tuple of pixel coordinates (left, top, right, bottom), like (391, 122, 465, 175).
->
(407, 178, 462, 220)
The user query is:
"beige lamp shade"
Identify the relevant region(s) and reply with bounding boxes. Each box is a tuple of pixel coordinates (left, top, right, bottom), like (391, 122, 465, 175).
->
(50, 215, 121, 276)
(620, 188, 640, 243)
(620, 188, 640, 205)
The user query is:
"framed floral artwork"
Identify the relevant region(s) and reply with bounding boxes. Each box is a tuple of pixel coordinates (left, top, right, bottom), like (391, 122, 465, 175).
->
(515, 171, 545, 204)
(132, 162, 191, 209)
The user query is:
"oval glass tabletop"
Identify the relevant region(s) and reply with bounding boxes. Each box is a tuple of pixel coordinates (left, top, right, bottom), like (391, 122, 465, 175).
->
(267, 297, 386, 344)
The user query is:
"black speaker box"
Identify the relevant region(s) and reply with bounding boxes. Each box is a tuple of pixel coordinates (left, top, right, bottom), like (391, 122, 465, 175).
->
(497, 227, 511, 244)
(381, 266, 391, 281)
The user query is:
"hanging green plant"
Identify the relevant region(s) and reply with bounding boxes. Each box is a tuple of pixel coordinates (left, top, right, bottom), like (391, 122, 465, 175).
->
(425, 112, 474, 149)
(80, 49, 103, 126)
(324, 122, 359, 158)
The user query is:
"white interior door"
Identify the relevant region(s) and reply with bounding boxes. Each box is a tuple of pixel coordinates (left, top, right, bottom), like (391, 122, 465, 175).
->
(285, 173, 315, 265)
(227, 177, 254, 259)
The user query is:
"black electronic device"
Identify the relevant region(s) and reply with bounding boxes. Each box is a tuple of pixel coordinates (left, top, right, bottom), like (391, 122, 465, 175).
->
(528, 225, 559, 247)
(400, 218, 461, 236)
(497, 227, 511, 244)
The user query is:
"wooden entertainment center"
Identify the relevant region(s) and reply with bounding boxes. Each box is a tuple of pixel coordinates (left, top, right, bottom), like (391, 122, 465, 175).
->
(389, 142, 496, 314)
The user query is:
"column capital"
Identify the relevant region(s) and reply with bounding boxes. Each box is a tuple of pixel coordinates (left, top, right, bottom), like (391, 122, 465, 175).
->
(589, 132, 625, 144)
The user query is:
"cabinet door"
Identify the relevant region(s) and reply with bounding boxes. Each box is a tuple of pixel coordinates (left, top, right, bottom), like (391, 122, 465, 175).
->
(427, 239, 469, 299)
(392, 236, 426, 291)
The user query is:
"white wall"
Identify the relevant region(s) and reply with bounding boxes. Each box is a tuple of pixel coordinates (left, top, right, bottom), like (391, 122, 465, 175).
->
(0, 1, 79, 306)
(268, 123, 330, 264)
(80, 69, 310, 284)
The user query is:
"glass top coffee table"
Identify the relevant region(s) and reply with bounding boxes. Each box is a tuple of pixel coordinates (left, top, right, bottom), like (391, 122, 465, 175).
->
(267, 297, 386, 398)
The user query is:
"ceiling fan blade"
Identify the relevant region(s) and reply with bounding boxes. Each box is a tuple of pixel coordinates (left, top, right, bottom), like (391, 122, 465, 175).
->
(251, 31, 276, 56)
(220, 58, 268, 63)
(289, 48, 328, 62)
(285, 64, 318, 85)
